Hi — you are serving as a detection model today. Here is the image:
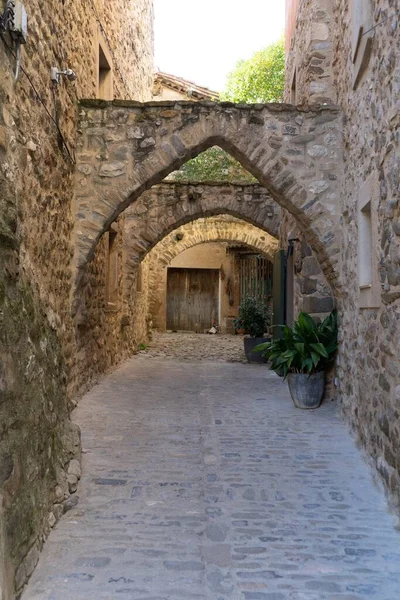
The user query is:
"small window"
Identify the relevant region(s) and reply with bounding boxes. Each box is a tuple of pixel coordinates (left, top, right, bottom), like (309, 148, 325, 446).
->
(358, 201, 372, 287)
(290, 69, 297, 104)
(97, 36, 113, 100)
(358, 173, 380, 309)
(106, 227, 119, 305)
(136, 264, 143, 293)
(351, 0, 373, 88)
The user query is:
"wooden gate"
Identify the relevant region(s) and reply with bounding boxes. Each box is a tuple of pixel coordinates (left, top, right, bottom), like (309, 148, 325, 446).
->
(166, 268, 219, 332)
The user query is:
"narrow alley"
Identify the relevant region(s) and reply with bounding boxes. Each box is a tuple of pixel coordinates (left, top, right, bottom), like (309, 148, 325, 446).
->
(23, 344, 400, 600)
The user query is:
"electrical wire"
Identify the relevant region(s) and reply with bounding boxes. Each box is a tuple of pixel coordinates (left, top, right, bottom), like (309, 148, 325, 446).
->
(362, 10, 400, 37)
(0, 33, 76, 163)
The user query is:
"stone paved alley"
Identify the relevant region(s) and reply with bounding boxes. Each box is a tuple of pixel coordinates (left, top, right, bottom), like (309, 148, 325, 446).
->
(23, 349, 400, 600)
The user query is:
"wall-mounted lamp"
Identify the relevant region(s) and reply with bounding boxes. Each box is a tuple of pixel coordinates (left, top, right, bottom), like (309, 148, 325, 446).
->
(51, 67, 77, 84)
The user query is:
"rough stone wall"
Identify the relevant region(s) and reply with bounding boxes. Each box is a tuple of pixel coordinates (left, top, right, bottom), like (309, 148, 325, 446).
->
(0, 0, 154, 596)
(71, 218, 151, 399)
(282, 0, 337, 322)
(285, 0, 337, 105)
(145, 216, 278, 331)
(0, 234, 80, 600)
(286, 0, 400, 506)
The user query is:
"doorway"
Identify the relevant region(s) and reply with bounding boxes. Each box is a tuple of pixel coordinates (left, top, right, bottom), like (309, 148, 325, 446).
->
(166, 268, 220, 332)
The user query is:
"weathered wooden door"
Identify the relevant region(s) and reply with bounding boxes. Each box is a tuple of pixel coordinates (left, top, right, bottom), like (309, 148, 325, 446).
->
(166, 268, 219, 332)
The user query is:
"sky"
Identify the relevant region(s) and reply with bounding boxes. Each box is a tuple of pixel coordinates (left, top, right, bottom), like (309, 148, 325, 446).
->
(154, 0, 285, 93)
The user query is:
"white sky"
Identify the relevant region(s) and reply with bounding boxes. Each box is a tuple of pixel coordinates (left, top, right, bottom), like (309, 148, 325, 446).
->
(154, 1, 285, 93)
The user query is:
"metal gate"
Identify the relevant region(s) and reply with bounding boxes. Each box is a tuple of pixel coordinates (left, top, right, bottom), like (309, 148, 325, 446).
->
(239, 254, 273, 307)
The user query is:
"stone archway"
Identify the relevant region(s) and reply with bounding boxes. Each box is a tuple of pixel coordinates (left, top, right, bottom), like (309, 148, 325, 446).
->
(142, 215, 278, 331)
(122, 182, 280, 290)
(74, 99, 342, 308)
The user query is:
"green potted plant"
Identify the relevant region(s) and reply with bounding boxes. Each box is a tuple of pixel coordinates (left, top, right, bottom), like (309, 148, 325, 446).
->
(234, 295, 271, 363)
(254, 310, 338, 408)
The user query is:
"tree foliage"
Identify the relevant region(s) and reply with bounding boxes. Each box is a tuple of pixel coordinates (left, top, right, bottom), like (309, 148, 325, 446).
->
(172, 146, 255, 183)
(221, 37, 285, 104)
(171, 37, 285, 183)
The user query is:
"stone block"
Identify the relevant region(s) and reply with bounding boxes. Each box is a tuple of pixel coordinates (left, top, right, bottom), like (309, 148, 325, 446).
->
(301, 257, 321, 277)
(302, 296, 334, 314)
(300, 277, 318, 295)
(68, 459, 81, 480)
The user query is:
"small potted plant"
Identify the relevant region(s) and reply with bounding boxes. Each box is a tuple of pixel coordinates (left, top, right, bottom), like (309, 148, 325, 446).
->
(234, 295, 271, 363)
(254, 310, 338, 409)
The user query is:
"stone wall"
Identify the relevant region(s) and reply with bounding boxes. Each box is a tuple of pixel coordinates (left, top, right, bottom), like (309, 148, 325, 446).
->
(0, 0, 154, 596)
(145, 216, 278, 332)
(286, 0, 400, 506)
(71, 218, 151, 399)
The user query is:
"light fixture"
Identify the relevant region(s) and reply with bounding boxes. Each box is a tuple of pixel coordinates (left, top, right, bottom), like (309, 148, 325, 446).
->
(50, 67, 77, 84)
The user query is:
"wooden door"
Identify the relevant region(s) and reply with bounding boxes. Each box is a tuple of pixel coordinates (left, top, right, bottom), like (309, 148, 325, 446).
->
(167, 268, 219, 332)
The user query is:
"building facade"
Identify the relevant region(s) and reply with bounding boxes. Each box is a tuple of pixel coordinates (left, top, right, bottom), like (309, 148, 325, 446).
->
(0, 1, 154, 597)
(285, 0, 400, 504)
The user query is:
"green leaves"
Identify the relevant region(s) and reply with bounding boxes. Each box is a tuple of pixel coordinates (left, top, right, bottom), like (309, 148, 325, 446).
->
(172, 146, 255, 184)
(221, 37, 285, 104)
(253, 310, 338, 379)
(235, 295, 271, 338)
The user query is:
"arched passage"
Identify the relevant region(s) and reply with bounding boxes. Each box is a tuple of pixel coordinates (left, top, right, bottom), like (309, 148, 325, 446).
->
(73, 100, 342, 310)
(140, 215, 278, 331)
(122, 182, 280, 290)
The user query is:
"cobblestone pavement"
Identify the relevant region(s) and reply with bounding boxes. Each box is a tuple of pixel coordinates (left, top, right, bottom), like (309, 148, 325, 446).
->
(24, 358, 400, 600)
(145, 332, 246, 362)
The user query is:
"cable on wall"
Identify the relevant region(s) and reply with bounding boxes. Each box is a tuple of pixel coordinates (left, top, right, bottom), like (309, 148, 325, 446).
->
(0, 34, 76, 163)
(362, 10, 400, 37)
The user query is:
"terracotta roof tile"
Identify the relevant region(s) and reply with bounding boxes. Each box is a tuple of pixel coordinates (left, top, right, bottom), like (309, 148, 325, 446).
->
(154, 71, 219, 101)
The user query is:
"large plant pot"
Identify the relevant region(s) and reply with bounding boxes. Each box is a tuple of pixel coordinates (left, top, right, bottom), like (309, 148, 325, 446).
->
(244, 337, 269, 364)
(287, 372, 325, 409)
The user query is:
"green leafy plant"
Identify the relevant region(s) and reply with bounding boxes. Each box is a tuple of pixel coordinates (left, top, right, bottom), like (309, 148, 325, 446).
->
(220, 37, 285, 104)
(138, 343, 148, 351)
(254, 310, 338, 378)
(172, 146, 255, 184)
(234, 295, 271, 338)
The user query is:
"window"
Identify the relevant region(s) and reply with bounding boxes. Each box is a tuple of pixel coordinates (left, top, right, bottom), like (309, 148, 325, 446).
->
(136, 264, 143, 293)
(97, 34, 113, 100)
(358, 174, 379, 309)
(351, 0, 374, 88)
(106, 225, 119, 305)
(290, 69, 297, 105)
(358, 201, 372, 287)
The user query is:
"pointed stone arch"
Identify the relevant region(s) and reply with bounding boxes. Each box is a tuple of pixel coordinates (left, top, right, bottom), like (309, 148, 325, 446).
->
(122, 182, 280, 290)
(146, 216, 278, 266)
(143, 215, 278, 331)
(74, 100, 342, 308)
